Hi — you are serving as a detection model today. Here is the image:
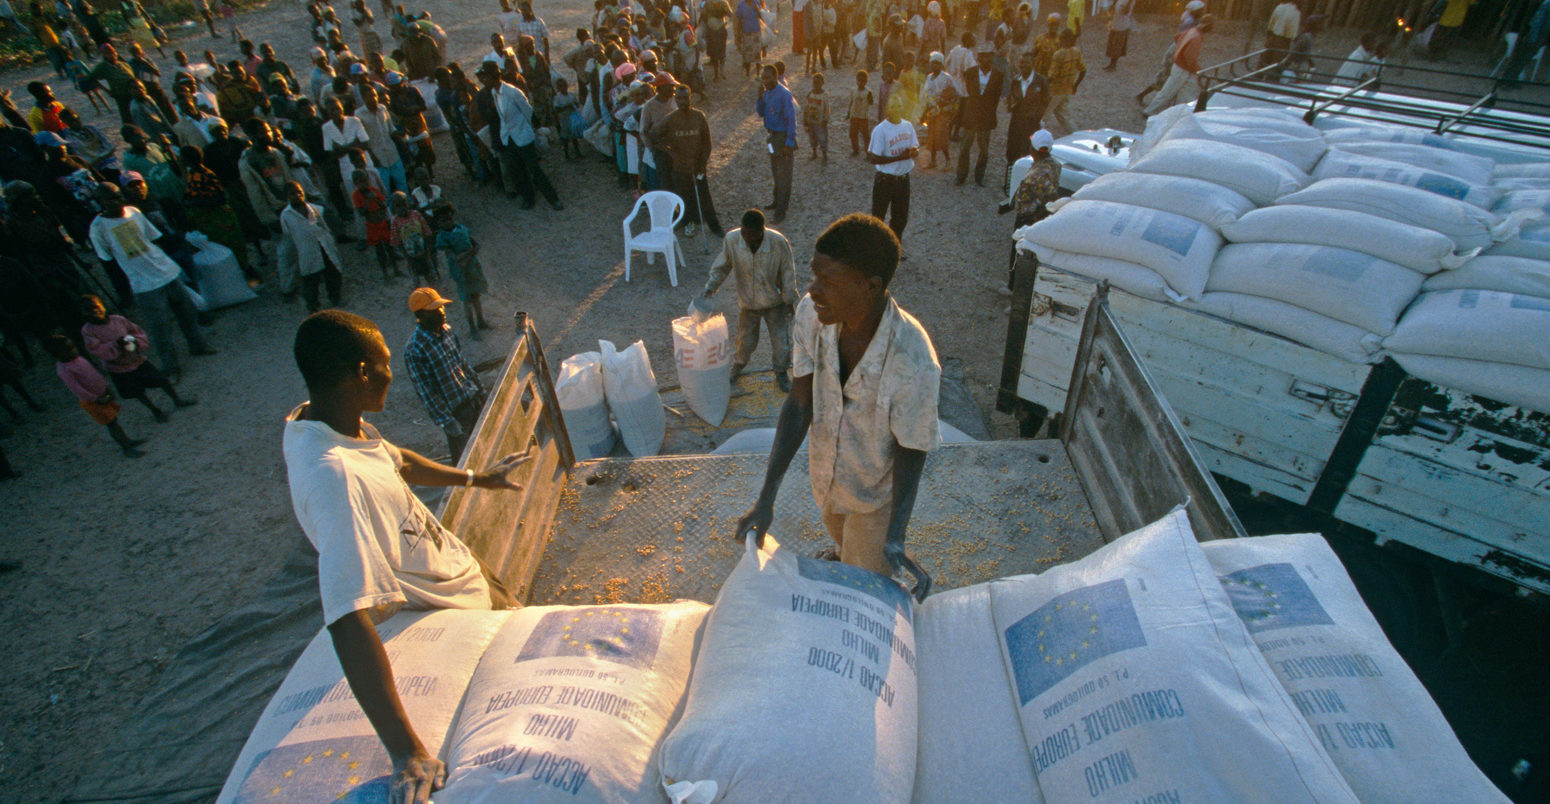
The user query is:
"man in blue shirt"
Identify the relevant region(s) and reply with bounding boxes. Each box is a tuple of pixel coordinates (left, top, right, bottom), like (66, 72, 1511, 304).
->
(755, 63, 797, 224)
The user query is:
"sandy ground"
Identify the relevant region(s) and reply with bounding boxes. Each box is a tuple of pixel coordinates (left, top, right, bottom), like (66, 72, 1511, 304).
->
(0, 1, 1539, 800)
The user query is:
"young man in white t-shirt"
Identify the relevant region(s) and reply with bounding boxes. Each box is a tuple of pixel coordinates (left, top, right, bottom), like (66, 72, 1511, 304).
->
(283, 309, 528, 804)
(736, 214, 940, 601)
(866, 102, 919, 243)
(89, 182, 215, 376)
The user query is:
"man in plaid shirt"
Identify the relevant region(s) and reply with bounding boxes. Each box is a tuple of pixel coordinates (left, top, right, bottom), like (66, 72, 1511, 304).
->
(513, 2, 551, 60)
(403, 287, 487, 461)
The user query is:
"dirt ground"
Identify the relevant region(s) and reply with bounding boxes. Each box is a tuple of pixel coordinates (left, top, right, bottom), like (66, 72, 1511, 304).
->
(0, 1, 1537, 800)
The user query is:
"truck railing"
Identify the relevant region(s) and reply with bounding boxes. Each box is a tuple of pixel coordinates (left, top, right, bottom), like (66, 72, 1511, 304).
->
(1193, 51, 1550, 153)
(438, 313, 576, 603)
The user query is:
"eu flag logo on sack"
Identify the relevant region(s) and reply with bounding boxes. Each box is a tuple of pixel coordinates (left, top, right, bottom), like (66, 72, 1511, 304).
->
(1220, 562, 1334, 634)
(233, 736, 391, 803)
(796, 554, 913, 621)
(1003, 579, 1147, 706)
(515, 607, 664, 670)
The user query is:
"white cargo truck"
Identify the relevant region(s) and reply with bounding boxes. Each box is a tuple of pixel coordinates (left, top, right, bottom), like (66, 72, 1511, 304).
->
(1000, 61, 1550, 605)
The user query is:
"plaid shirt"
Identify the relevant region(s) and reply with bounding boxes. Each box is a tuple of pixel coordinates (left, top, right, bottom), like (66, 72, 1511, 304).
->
(515, 14, 550, 46)
(1048, 46, 1085, 95)
(404, 324, 484, 429)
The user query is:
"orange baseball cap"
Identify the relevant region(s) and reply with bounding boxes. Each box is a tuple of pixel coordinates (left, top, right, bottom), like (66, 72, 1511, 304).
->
(408, 287, 452, 312)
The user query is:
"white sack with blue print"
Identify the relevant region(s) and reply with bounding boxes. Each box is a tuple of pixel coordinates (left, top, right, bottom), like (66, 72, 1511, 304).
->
(1200, 534, 1508, 803)
(1015, 200, 1222, 300)
(216, 609, 509, 804)
(658, 535, 918, 804)
(440, 601, 709, 803)
(988, 510, 1357, 804)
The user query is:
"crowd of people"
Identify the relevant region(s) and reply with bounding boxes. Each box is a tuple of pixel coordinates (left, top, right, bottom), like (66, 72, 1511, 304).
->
(0, 0, 1465, 477)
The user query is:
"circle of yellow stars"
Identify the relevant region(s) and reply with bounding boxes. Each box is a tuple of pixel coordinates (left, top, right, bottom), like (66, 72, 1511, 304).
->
(563, 608, 632, 654)
(1223, 576, 1281, 624)
(267, 748, 363, 801)
(1036, 601, 1100, 667)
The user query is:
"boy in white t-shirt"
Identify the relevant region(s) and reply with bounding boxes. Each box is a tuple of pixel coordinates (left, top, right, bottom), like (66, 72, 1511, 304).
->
(866, 101, 919, 243)
(282, 309, 528, 804)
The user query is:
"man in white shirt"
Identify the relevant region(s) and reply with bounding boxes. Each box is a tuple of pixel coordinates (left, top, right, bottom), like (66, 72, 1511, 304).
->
(89, 182, 215, 375)
(867, 101, 919, 243)
(321, 96, 375, 189)
(284, 309, 528, 804)
(737, 214, 940, 599)
(476, 60, 564, 210)
(358, 85, 408, 192)
(703, 208, 797, 390)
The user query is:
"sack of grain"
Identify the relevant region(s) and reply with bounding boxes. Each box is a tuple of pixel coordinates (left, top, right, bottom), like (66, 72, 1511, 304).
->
(988, 509, 1357, 803)
(1069, 172, 1255, 227)
(1219, 206, 1470, 274)
(1207, 244, 1423, 335)
(1162, 111, 1327, 172)
(1018, 200, 1221, 299)
(1422, 255, 1550, 299)
(1327, 141, 1495, 185)
(440, 602, 710, 803)
(599, 339, 665, 457)
(914, 583, 1043, 804)
(672, 310, 732, 426)
(1322, 125, 1461, 151)
(1023, 243, 1178, 302)
(557, 352, 617, 460)
(1313, 149, 1502, 209)
(1494, 189, 1550, 216)
(1389, 353, 1550, 412)
(1276, 178, 1514, 251)
(1492, 177, 1550, 191)
(1201, 534, 1511, 803)
(659, 535, 918, 804)
(1188, 293, 1384, 364)
(1129, 137, 1309, 205)
(1494, 162, 1550, 179)
(1483, 224, 1550, 261)
(1384, 289, 1550, 370)
(216, 610, 509, 804)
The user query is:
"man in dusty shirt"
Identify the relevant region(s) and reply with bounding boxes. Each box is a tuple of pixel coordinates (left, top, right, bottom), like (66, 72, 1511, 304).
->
(282, 309, 527, 804)
(736, 213, 940, 599)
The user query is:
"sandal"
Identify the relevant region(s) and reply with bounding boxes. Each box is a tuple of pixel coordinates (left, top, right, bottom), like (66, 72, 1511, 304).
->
(813, 547, 841, 562)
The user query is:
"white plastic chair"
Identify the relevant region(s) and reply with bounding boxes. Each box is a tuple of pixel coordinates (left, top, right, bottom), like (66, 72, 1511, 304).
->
(622, 190, 686, 287)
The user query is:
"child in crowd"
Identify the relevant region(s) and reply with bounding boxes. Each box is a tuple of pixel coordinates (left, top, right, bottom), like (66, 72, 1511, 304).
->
(399, 112, 436, 179)
(804, 72, 830, 163)
(389, 191, 436, 285)
(552, 77, 583, 160)
(79, 294, 196, 423)
(876, 62, 896, 126)
(350, 168, 401, 279)
(408, 164, 442, 211)
(65, 54, 109, 115)
(847, 68, 872, 156)
(47, 335, 148, 457)
(432, 204, 489, 340)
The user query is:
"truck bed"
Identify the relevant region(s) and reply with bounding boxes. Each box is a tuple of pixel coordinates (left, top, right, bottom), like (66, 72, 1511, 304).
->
(528, 441, 1104, 605)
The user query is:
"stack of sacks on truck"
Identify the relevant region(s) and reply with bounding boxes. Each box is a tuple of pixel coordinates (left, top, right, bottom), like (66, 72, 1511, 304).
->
(1382, 288, 1550, 412)
(1202, 205, 1456, 364)
(1014, 108, 1325, 303)
(1486, 162, 1550, 261)
(218, 604, 713, 804)
(913, 509, 1506, 803)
